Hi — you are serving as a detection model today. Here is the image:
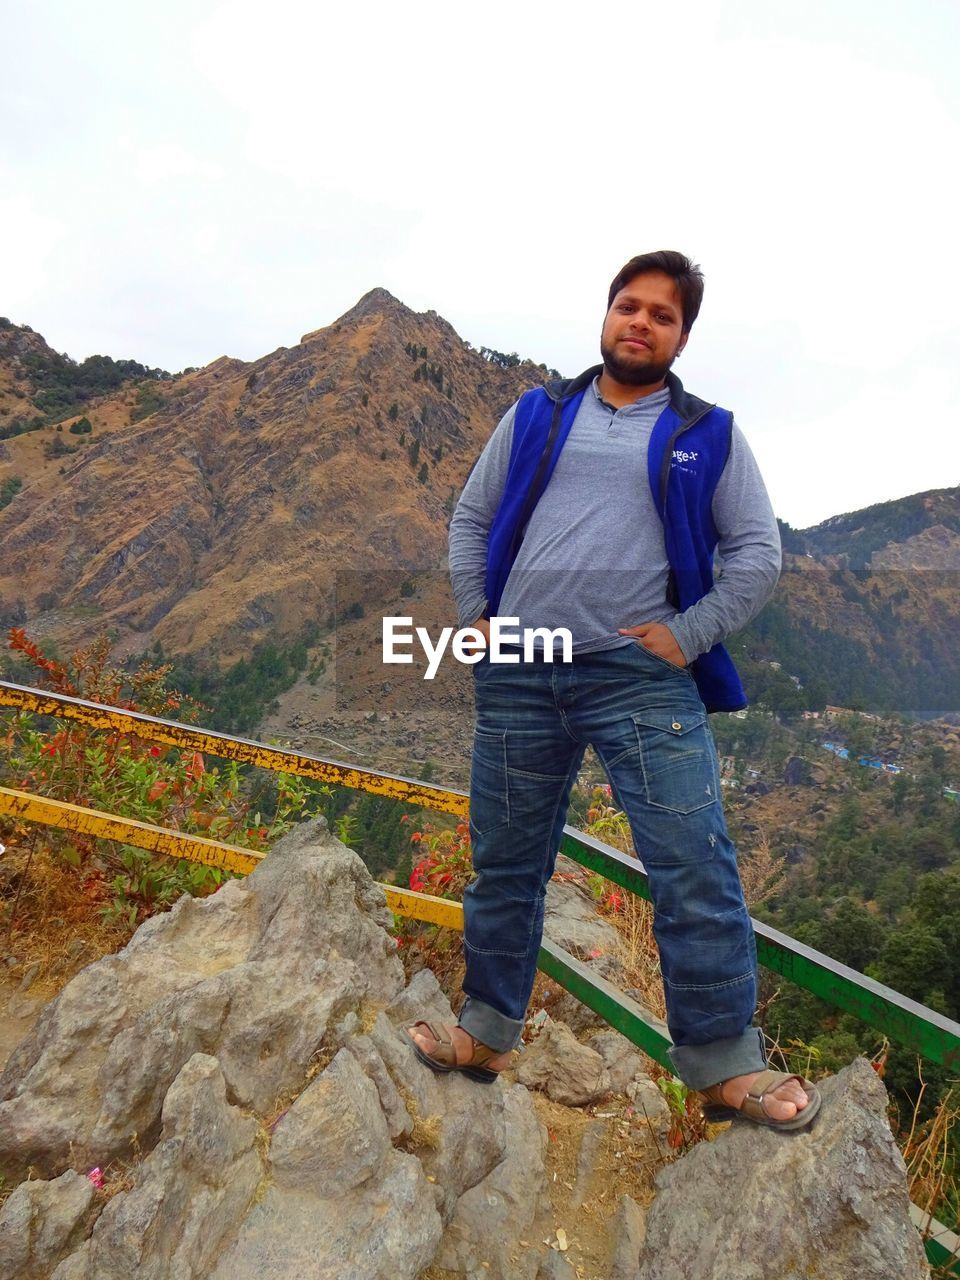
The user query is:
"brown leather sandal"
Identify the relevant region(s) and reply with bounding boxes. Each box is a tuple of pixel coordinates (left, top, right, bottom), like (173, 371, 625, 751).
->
(700, 1069, 822, 1131)
(405, 1021, 505, 1085)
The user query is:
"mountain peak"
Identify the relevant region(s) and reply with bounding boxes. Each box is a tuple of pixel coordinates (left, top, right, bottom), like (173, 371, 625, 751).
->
(335, 287, 413, 325)
(298, 288, 416, 346)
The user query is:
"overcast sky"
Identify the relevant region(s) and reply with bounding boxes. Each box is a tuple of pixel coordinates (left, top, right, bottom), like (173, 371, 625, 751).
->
(2, 0, 958, 527)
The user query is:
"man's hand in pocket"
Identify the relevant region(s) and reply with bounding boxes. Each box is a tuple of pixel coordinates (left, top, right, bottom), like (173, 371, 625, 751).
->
(618, 622, 688, 667)
(461, 616, 491, 657)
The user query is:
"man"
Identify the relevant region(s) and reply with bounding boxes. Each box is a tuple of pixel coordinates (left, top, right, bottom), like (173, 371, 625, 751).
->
(407, 251, 820, 1129)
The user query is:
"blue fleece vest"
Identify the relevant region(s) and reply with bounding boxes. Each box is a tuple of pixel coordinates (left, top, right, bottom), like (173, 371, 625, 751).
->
(484, 381, 748, 713)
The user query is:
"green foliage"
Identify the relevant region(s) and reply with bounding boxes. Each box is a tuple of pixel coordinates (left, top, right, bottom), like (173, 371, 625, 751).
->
(0, 476, 22, 509)
(388, 402, 399, 421)
(0, 630, 306, 924)
(68, 416, 92, 435)
(408, 438, 420, 467)
(130, 382, 165, 422)
(43, 435, 77, 460)
(0, 416, 44, 442)
(803, 489, 960, 567)
(16, 346, 170, 421)
(417, 461, 429, 484)
(740, 590, 960, 717)
(777, 517, 806, 554)
(478, 346, 521, 369)
(158, 628, 319, 734)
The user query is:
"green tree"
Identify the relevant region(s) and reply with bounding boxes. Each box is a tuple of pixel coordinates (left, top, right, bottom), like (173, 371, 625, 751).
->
(869, 925, 950, 1006)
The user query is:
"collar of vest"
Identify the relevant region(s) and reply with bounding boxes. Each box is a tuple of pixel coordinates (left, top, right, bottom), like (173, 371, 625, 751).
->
(544, 365, 714, 428)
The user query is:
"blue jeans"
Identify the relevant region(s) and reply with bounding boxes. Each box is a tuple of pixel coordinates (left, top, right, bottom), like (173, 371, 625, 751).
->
(458, 641, 766, 1091)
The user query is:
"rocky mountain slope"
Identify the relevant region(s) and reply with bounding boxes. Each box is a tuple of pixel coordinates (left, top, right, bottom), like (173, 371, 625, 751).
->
(0, 294, 547, 663)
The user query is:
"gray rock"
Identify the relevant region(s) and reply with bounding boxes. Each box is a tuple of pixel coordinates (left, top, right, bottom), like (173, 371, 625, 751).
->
(0, 1170, 94, 1280)
(627, 1077, 672, 1138)
(383, 965, 454, 1027)
(56, 1053, 261, 1280)
(0, 819, 668, 1279)
(537, 1249, 577, 1279)
(783, 755, 811, 786)
(18, 962, 40, 993)
(570, 1118, 606, 1209)
(546, 990, 608, 1036)
(515, 1017, 611, 1106)
(270, 1049, 391, 1195)
(209, 1154, 441, 1280)
(636, 1058, 930, 1279)
(435, 1084, 547, 1280)
(589, 1030, 644, 1093)
(0, 825, 404, 1177)
(342, 1032, 414, 1141)
(543, 872, 621, 958)
(607, 1194, 646, 1280)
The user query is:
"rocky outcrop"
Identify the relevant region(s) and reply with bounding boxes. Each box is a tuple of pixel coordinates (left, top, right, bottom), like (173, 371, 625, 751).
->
(0, 818, 404, 1178)
(515, 1016, 612, 1106)
(0, 1170, 94, 1279)
(0, 822, 932, 1278)
(0, 821, 548, 1279)
(636, 1057, 930, 1280)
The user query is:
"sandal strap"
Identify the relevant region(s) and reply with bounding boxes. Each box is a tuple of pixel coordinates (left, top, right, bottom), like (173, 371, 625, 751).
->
(745, 1070, 805, 1120)
(408, 1021, 457, 1068)
(460, 1031, 504, 1069)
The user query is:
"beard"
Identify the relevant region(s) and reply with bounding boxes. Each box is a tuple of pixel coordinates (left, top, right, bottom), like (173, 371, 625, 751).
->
(600, 338, 677, 387)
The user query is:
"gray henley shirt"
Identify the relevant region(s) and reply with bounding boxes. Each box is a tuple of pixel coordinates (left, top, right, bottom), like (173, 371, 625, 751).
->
(448, 377, 781, 661)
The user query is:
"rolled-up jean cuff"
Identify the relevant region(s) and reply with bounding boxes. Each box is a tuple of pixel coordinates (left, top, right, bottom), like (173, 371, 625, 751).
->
(667, 1026, 767, 1091)
(458, 995, 524, 1054)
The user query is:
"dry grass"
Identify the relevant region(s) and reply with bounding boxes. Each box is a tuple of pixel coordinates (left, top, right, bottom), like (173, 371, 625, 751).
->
(394, 1083, 441, 1152)
(901, 1074, 959, 1222)
(0, 837, 134, 997)
(737, 826, 785, 909)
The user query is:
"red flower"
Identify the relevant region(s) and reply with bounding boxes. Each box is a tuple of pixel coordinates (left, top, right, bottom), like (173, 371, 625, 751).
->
(149, 746, 162, 757)
(410, 832, 422, 843)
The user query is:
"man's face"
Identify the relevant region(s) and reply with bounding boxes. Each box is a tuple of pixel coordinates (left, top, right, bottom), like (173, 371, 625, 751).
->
(600, 271, 688, 387)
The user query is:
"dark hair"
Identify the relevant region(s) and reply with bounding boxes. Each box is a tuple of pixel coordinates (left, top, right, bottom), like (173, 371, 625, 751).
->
(606, 251, 705, 332)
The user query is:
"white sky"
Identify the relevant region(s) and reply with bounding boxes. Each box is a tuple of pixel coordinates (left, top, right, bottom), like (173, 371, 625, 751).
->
(2, 0, 958, 526)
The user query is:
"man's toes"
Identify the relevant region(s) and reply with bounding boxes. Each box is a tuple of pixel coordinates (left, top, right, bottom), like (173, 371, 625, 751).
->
(408, 1026, 437, 1053)
(765, 1082, 807, 1119)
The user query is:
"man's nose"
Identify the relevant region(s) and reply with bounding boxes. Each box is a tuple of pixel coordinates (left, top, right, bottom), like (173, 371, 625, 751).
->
(627, 309, 651, 331)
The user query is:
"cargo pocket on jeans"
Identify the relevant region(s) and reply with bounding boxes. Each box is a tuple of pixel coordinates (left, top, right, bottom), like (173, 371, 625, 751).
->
(633, 710, 718, 815)
(469, 728, 510, 837)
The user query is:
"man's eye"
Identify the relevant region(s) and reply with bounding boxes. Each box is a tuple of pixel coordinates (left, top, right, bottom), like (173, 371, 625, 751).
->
(657, 314, 672, 323)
